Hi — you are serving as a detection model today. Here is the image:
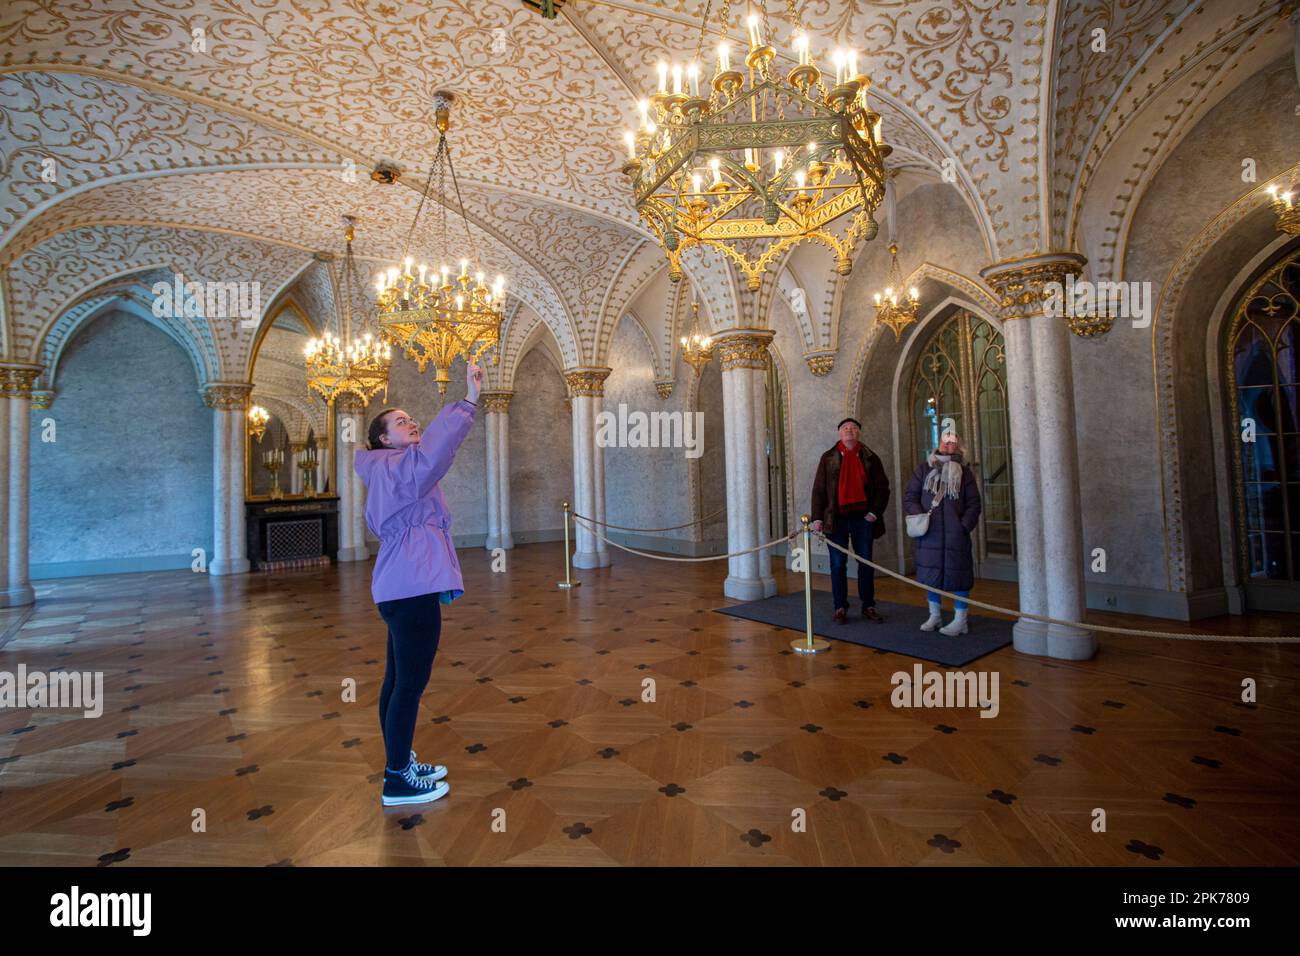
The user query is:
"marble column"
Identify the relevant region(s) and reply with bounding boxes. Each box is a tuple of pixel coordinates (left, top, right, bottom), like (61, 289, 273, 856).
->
(288, 441, 307, 495)
(564, 368, 612, 569)
(980, 254, 1094, 660)
(716, 330, 777, 600)
(203, 382, 252, 576)
(481, 391, 514, 550)
(0, 365, 41, 606)
(335, 397, 369, 562)
(0, 377, 9, 606)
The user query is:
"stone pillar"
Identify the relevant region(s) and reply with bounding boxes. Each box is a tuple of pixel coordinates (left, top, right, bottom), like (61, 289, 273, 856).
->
(715, 330, 777, 600)
(564, 368, 612, 569)
(336, 397, 369, 562)
(980, 254, 1094, 660)
(203, 382, 252, 576)
(0, 380, 9, 605)
(288, 441, 307, 495)
(316, 439, 328, 496)
(482, 391, 514, 550)
(0, 366, 41, 606)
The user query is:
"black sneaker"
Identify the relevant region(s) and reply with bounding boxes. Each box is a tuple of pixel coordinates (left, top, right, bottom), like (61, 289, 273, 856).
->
(382, 762, 450, 807)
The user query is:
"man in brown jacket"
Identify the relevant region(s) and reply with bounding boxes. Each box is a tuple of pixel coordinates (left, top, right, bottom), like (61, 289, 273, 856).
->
(811, 417, 890, 623)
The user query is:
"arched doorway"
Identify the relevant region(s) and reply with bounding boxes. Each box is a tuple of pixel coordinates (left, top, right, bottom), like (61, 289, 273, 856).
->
(1224, 246, 1300, 608)
(908, 309, 1015, 577)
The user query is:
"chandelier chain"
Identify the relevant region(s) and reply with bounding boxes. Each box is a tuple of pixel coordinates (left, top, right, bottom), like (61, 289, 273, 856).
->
(402, 136, 442, 265)
(693, 0, 714, 67)
(784, 0, 803, 32)
(446, 139, 483, 271)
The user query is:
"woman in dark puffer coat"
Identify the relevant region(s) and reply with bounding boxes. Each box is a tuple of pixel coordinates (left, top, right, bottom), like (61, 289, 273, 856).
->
(903, 434, 982, 635)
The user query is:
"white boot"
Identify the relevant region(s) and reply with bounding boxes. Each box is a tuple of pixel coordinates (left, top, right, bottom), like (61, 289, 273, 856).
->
(920, 602, 942, 631)
(939, 608, 969, 636)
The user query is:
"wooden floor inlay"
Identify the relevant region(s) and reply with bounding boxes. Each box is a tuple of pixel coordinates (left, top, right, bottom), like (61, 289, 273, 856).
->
(1, 544, 1298, 866)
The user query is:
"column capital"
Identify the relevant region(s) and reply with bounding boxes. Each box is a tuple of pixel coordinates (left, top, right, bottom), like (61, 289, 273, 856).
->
(480, 390, 514, 412)
(0, 363, 44, 399)
(202, 382, 253, 409)
(803, 350, 835, 376)
(288, 440, 308, 453)
(31, 389, 56, 410)
(979, 253, 1087, 322)
(713, 328, 774, 371)
(334, 395, 368, 413)
(563, 367, 612, 397)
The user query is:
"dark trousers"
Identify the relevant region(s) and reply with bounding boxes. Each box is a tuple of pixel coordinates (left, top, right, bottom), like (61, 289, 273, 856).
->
(376, 592, 442, 772)
(827, 513, 876, 610)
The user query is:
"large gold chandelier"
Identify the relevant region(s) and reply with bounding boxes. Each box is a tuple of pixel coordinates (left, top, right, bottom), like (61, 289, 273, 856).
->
(621, 0, 891, 290)
(305, 216, 392, 406)
(874, 242, 919, 341)
(377, 91, 505, 396)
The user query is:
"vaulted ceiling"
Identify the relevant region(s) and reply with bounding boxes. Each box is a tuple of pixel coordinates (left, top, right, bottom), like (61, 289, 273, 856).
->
(0, 0, 1287, 390)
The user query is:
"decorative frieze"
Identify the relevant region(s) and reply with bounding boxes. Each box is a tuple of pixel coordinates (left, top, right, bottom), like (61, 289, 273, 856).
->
(564, 368, 611, 397)
(714, 330, 774, 371)
(804, 352, 835, 376)
(480, 390, 514, 413)
(979, 253, 1088, 326)
(201, 382, 254, 409)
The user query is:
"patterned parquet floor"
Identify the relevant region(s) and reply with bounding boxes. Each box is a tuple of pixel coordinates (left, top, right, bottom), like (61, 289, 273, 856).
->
(1, 543, 1298, 867)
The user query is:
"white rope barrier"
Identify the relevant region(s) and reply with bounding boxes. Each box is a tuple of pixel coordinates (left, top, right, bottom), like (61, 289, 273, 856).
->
(554, 501, 1300, 645)
(817, 531, 1300, 644)
(572, 514, 796, 563)
(567, 508, 726, 534)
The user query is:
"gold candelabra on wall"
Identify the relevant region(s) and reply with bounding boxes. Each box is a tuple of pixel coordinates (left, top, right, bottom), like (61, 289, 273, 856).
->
(263, 447, 285, 499)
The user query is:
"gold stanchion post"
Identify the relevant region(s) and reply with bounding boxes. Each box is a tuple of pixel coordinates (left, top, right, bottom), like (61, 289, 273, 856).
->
(792, 514, 830, 654)
(557, 500, 581, 589)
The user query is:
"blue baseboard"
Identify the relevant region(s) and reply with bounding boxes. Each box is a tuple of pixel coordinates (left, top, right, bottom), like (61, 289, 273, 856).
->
(31, 553, 199, 579)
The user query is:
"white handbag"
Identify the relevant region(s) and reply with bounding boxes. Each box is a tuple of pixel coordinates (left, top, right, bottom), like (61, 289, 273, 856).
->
(906, 496, 940, 538)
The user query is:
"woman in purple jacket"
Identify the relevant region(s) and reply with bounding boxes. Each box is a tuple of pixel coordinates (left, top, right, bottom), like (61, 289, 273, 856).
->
(355, 362, 482, 806)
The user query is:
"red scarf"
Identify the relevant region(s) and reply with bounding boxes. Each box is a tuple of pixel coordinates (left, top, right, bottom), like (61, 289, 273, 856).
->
(836, 441, 868, 509)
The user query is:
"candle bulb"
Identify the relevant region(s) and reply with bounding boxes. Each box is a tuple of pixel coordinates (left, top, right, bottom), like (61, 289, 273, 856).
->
(624, 130, 635, 158)
(746, 14, 761, 50)
(418, 264, 427, 284)
(692, 172, 702, 194)
(638, 99, 650, 128)
(710, 157, 721, 184)
(658, 60, 668, 93)
(745, 147, 755, 168)
(460, 258, 468, 277)
(795, 169, 806, 190)
(794, 31, 810, 66)
(717, 41, 730, 73)
(909, 287, 919, 300)
(847, 49, 858, 80)
(873, 116, 883, 142)
(687, 61, 699, 97)
(773, 148, 784, 173)
(832, 49, 845, 86)
(671, 63, 683, 95)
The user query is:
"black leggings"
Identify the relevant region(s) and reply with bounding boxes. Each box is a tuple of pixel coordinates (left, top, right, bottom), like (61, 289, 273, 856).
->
(376, 592, 442, 772)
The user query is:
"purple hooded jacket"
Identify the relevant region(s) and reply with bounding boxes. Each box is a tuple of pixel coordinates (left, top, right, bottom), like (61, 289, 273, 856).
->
(353, 398, 477, 605)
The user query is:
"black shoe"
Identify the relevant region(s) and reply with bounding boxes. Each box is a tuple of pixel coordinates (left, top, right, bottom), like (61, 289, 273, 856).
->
(833, 608, 847, 624)
(863, 606, 884, 623)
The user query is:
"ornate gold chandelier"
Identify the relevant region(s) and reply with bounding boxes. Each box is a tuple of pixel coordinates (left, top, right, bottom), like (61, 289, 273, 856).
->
(679, 300, 715, 373)
(305, 216, 392, 406)
(1267, 184, 1300, 235)
(874, 242, 919, 340)
(621, 0, 890, 290)
(378, 91, 505, 396)
(246, 404, 269, 442)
